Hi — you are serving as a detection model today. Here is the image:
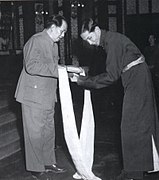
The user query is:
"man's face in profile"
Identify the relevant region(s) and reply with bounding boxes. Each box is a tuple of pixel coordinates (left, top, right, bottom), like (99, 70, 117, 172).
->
(81, 27, 100, 46)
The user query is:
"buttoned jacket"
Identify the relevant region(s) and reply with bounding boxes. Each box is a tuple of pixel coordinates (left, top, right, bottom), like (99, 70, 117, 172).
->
(15, 29, 59, 109)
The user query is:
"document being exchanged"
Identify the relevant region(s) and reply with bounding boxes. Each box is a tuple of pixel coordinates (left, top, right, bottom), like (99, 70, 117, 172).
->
(66, 65, 85, 82)
(66, 65, 84, 74)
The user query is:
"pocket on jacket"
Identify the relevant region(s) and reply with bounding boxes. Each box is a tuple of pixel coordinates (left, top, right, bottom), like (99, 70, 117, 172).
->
(23, 86, 43, 104)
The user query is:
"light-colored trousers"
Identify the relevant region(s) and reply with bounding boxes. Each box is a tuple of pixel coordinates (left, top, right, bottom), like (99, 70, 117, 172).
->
(21, 104, 56, 172)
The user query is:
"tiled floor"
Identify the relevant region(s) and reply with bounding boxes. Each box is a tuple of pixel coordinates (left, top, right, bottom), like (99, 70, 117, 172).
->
(0, 82, 159, 180)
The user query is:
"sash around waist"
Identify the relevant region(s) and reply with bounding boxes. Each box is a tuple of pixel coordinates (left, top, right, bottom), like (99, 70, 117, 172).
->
(122, 56, 145, 73)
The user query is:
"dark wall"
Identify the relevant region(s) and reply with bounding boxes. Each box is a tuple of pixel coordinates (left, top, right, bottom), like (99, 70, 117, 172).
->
(125, 14, 159, 52)
(0, 53, 23, 83)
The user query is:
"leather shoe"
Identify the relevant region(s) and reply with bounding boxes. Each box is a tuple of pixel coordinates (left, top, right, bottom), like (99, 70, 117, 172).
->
(45, 164, 67, 173)
(31, 171, 50, 180)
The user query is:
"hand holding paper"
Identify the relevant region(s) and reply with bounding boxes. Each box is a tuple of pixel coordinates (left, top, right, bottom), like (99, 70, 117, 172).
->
(70, 73, 79, 82)
(66, 65, 84, 74)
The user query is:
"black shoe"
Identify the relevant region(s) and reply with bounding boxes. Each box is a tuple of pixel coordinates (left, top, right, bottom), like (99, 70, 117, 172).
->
(31, 171, 50, 180)
(45, 164, 67, 173)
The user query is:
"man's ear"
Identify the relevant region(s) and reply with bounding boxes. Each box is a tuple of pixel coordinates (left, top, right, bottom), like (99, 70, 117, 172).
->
(51, 24, 56, 30)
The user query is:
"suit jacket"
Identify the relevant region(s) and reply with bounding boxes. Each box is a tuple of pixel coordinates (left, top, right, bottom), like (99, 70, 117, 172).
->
(15, 29, 59, 110)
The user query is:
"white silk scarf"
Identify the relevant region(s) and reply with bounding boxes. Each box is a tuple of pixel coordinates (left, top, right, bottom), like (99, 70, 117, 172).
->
(58, 67, 101, 180)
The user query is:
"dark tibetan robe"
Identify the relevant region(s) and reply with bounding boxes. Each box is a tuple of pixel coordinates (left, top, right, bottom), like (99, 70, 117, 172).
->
(78, 30, 159, 171)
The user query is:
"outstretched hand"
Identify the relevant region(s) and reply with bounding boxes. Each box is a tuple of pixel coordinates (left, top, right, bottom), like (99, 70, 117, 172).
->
(69, 73, 79, 82)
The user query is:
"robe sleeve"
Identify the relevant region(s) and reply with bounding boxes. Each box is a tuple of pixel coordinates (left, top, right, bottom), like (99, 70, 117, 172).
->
(24, 36, 59, 78)
(77, 40, 123, 89)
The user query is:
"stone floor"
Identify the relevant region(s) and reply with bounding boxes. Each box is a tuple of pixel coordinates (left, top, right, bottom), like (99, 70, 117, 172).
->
(0, 82, 159, 180)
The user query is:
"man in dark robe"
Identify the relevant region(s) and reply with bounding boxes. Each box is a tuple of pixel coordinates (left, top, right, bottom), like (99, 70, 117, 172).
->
(73, 18, 159, 180)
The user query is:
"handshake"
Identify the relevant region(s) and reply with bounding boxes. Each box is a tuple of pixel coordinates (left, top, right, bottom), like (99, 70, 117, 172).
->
(58, 65, 85, 82)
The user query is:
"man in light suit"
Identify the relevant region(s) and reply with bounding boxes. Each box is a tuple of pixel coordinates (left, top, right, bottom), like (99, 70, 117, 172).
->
(15, 14, 67, 180)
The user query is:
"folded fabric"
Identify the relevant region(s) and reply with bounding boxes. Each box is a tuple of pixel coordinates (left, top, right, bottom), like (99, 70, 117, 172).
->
(58, 67, 102, 180)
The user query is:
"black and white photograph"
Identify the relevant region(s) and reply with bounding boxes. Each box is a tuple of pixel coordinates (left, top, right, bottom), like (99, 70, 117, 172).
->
(0, 0, 159, 180)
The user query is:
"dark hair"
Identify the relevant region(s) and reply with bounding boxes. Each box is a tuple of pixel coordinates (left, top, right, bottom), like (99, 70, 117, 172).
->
(81, 18, 97, 34)
(45, 14, 67, 29)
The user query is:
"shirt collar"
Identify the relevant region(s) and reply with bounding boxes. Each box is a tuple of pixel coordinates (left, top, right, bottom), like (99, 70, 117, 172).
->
(42, 29, 55, 45)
